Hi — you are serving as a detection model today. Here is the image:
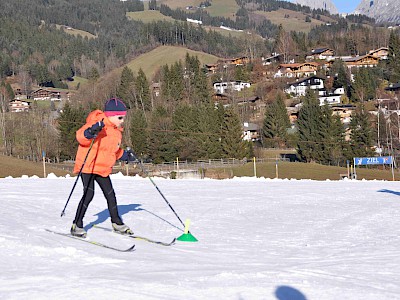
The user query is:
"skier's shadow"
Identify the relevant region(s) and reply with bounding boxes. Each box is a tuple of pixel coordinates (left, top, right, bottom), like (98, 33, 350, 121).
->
(84, 203, 182, 231)
(275, 286, 307, 300)
(378, 189, 400, 197)
(84, 203, 143, 230)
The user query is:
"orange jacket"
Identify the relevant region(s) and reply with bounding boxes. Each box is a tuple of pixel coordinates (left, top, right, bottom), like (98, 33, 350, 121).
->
(73, 110, 124, 177)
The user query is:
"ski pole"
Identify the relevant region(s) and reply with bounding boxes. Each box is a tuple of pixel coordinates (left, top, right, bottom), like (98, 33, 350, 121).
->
(60, 138, 95, 217)
(126, 148, 185, 229)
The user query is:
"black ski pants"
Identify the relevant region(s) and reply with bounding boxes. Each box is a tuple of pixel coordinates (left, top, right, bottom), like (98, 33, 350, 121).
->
(73, 173, 123, 228)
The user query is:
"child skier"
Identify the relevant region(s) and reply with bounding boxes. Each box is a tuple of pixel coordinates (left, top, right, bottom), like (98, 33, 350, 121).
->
(71, 98, 136, 238)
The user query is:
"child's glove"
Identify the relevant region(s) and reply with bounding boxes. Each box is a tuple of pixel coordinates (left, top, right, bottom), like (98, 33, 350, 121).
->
(120, 148, 138, 163)
(84, 120, 105, 139)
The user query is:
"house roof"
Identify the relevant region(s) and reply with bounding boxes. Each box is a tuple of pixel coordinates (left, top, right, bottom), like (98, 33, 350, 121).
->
(263, 53, 281, 60)
(279, 62, 319, 68)
(287, 75, 325, 86)
(9, 99, 30, 104)
(331, 104, 356, 109)
(311, 48, 333, 54)
(342, 54, 378, 63)
(385, 83, 400, 91)
(243, 122, 259, 131)
(369, 47, 389, 54)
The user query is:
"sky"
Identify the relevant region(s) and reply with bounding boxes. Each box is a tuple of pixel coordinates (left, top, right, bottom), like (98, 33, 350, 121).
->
(1, 173, 400, 299)
(290, 0, 361, 13)
(332, 0, 361, 13)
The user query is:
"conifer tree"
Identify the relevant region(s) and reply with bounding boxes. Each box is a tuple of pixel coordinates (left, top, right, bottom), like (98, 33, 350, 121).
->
(329, 113, 347, 165)
(134, 68, 151, 111)
(234, 65, 250, 82)
(320, 104, 347, 165)
(220, 107, 247, 159)
(195, 104, 222, 159)
(161, 65, 171, 102)
(351, 68, 376, 102)
(148, 106, 177, 163)
(117, 66, 135, 109)
(88, 67, 100, 82)
(130, 109, 148, 158)
(348, 105, 375, 158)
(169, 61, 184, 103)
(331, 59, 350, 92)
(296, 90, 325, 163)
(57, 102, 86, 159)
(387, 30, 400, 83)
(376, 110, 389, 154)
(194, 66, 211, 105)
(1, 81, 14, 100)
(262, 93, 291, 148)
(172, 104, 198, 160)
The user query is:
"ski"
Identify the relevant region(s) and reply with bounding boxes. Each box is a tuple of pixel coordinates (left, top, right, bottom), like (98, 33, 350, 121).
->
(45, 229, 136, 252)
(92, 225, 176, 246)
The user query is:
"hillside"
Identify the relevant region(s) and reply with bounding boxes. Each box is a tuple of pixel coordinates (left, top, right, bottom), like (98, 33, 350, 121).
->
(355, 0, 400, 24)
(125, 45, 221, 79)
(55, 24, 96, 39)
(126, 10, 176, 23)
(160, 0, 239, 19)
(253, 8, 327, 33)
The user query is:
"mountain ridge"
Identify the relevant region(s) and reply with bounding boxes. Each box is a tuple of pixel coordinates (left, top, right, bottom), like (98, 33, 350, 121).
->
(293, 0, 338, 14)
(354, 0, 400, 23)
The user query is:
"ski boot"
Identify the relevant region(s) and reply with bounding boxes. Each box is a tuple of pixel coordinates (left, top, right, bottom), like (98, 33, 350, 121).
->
(112, 223, 133, 235)
(71, 224, 87, 238)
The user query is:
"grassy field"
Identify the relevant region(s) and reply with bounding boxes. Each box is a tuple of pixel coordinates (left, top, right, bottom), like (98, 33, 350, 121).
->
(0, 155, 69, 178)
(55, 24, 96, 39)
(126, 10, 177, 23)
(1, 153, 397, 181)
(125, 45, 221, 79)
(206, 161, 398, 181)
(203, 25, 252, 38)
(204, 0, 239, 19)
(158, 0, 202, 10)
(127, 10, 250, 39)
(254, 8, 326, 33)
(158, 0, 238, 19)
(67, 76, 88, 90)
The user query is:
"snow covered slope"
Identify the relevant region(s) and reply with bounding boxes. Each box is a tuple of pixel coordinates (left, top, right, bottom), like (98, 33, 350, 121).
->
(1, 174, 400, 299)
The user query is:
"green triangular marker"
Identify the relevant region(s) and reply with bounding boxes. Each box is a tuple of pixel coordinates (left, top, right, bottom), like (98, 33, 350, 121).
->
(177, 219, 198, 242)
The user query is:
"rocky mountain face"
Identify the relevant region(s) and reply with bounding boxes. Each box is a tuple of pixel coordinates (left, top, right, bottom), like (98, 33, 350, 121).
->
(354, 0, 400, 23)
(293, 0, 338, 15)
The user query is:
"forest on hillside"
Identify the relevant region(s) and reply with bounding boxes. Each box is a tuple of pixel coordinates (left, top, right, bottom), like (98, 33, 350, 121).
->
(0, 0, 391, 85)
(1, 0, 400, 167)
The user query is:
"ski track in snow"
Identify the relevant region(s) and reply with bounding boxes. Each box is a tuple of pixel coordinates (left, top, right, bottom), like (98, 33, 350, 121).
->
(1, 174, 400, 299)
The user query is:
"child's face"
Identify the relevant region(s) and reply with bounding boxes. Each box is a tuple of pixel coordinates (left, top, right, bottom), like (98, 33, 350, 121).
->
(108, 115, 125, 128)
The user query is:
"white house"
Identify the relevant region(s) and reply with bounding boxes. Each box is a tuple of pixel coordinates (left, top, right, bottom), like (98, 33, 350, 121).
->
(213, 81, 251, 94)
(262, 53, 282, 66)
(333, 87, 345, 95)
(243, 122, 260, 142)
(285, 76, 325, 97)
(285, 76, 345, 106)
(9, 100, 30, 112)
(306, 48, 335, 61)
(318, 94, 341, 106)
(274, 62, 319, 78)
